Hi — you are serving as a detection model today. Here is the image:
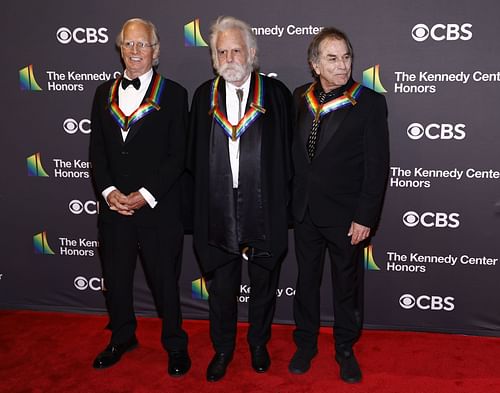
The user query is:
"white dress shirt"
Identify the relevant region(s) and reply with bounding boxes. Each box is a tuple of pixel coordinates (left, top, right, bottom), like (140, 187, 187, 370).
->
(225, 75, 251, 188)
(102, 69, 157, 208)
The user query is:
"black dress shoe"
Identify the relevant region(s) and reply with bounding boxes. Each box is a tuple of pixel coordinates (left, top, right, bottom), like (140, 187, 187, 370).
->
(167, 350, 191, 377)
(288, 349, 317, 374)
(93, 336, 138, 369)
(335, 351, 362, 383)
(250, 345, 270, 373)
(206, 352, 233, 382)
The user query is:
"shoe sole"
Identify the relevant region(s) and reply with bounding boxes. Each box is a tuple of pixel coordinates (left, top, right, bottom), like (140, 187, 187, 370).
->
(207, 374, 225, 382)
(288, 351, 317, 375)
(341, 377, 362, 384)
(288, 366, 309, 375)
(168, 360, 191, 378)
(335, 355, 362, 383)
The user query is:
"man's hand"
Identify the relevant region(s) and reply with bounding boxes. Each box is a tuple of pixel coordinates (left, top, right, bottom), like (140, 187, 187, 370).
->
(125, 191, 147, 210)
(107, 190, 133, 216)
(348, 222, 371, 245)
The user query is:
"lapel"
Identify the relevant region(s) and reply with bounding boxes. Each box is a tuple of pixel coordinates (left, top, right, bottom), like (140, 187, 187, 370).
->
(211, 73, 263, 141)
(107, 71, 164, 145)
(218, 76, 227, 118)
(124, 72, 159, 145)
(314, 105, 352, 159)
(245, 73, 256, 114)
(299, 96, 313, 158)
(221, 73, 256, 116)
(212, 76, 229, 150)
(299, 79, 360, 161)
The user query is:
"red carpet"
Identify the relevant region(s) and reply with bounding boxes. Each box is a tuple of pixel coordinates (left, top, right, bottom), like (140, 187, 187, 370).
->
(1, 310, 499, 393)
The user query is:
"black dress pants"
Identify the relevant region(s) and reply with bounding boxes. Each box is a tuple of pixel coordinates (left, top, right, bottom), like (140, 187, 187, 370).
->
(292, 211, 364, 354)
(99, 219, 188, 352)
(207, 246, 281, 353)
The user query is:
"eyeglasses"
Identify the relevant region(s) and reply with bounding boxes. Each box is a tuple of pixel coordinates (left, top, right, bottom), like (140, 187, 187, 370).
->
(121, 41, 157, 51)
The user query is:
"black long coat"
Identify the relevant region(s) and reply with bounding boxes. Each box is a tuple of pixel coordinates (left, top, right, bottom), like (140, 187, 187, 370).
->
(187, 74, 292, 272)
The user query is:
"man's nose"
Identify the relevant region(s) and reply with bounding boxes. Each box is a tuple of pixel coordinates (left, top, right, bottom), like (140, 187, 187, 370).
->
(338, 60, 347, 69)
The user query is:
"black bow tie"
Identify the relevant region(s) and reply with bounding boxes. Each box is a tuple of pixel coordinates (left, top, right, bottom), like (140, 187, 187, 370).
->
(121, 77, 141, 90)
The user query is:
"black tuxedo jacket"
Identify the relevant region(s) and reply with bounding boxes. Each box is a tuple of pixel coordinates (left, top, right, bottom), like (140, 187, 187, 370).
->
(292, 79, 389, 229)
(90, 71, 188, 226)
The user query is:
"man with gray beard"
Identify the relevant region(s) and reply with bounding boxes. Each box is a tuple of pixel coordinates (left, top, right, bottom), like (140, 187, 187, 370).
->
(187, 16, 292, 382)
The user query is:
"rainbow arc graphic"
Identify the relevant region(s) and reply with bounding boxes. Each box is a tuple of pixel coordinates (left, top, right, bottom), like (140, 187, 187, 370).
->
(19, 64, 42, 91)
(192, 277, 209, 300)
(33, 231, 56, 255)
(27, 153, 49, 177)
(364, 244, 381, 270)
(362, 64, 387, 93)
(184, 18, 208, 47)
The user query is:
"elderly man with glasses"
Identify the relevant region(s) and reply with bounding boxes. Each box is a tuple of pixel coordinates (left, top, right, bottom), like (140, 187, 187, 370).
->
(89, 18, 190, 377)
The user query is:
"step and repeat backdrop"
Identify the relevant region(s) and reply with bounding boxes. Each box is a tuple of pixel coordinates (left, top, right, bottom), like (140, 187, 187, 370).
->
(1, 0, 499, 336)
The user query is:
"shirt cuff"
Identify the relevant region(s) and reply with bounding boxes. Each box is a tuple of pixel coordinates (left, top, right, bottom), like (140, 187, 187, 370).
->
(139, 187, 157, 209)
(102, 186, 117, 206)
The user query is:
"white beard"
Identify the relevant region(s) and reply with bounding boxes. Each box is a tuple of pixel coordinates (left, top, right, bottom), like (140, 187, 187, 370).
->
(217, 62, 251, 84)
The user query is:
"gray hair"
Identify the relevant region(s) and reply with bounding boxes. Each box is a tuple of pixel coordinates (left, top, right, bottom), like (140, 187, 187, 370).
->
(209, 16, 259, 70)
(116, 18, 160, 66)
(308, 27, 353, 78)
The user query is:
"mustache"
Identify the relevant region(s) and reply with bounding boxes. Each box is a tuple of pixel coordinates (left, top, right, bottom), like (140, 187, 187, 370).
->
(218, 62, 245, 73)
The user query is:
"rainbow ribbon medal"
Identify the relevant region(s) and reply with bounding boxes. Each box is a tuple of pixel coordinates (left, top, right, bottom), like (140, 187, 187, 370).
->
(209, 72, 266, 141)
(304, 81, 363, 122)
(108, 74, 166, 131)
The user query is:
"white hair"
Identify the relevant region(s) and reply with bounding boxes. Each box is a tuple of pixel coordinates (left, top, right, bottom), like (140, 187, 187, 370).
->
(116, 18, 160, 66)
(209, 16, 259, 70)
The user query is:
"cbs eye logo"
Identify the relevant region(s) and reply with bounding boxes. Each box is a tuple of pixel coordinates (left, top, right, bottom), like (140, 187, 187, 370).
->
(406, 123, 466, 140)
(74, 276, 104, 291)
(402, 211, 460, 228)
(68, 199, 98, 215)
(56, 27, 108, 44)
(399, 293, 455, 311)
(411, 23, 472, 42)
(63, 118, 91, 135)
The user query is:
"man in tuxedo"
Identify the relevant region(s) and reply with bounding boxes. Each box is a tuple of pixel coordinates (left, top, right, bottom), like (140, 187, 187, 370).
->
(89, 18, 190, 376)
(188, 16, 292, 382)
(289, 27, 389, 383)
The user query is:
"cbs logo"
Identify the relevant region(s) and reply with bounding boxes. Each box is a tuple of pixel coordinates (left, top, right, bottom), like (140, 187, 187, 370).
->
(63, 118, 91, 135)
(69, 200, 98, 215)
(403, 211, 460, 228)
(56, 27, 108, 44)
(411, 23, 472, 42)
(399, 294, 455, 311)
(407, 123, 466, 140)
(74, 276, 105, 291)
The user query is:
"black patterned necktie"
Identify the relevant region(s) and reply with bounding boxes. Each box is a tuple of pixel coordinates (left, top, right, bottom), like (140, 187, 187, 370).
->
(121, 77, 141, 90)
(307, 91, 327, 160)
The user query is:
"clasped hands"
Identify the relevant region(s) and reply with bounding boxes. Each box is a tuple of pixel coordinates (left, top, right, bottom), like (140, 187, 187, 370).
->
(107, 189, 146, 216)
